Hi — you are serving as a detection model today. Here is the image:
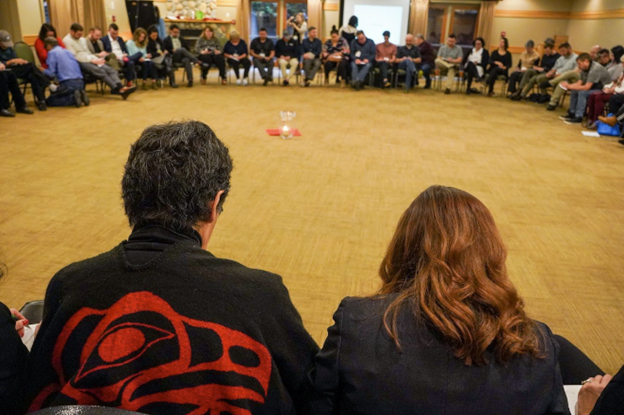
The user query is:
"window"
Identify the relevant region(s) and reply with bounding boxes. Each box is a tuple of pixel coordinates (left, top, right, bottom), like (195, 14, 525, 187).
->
(450, 7, 479, 47)
(251, 1, 279, 41)
(250, 0, 307, 42)
(427, 4, 479, 49)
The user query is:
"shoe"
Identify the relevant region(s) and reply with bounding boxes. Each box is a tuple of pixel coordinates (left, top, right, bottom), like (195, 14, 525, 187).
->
(384, 80, 391, 88)
(510, 94, 523, 101)
(243, 78, 248, 86)
(424, 83, 431, 89)
(559, 113, 573, 120)
(546, 105, 556, 111)
(80, 90, 90, 106)
(263, 79, 269, 86)
(36, 101, 47, 111)
(487, 91, 494, 97)
(444, 88, 450, 95)
(15, 107, 33, 115)
(304, 80, 311, 87)
(73, 90, 82, 107)
(403, 88, 409, 94)
(221, 78, 227, 85)
(563, 117, 583, 125)
(120, 86, 137, 100)
(619, 139, 624, 146)
(200, 78, 206, 85)
(170, 82, 179, 88)
(187, 81, 193, 88)
(283, 80, 289, 86)
(598, 115, 617, 127)
(142, 82, 149, 90)
(469, 88, 480, 94)
(1, 108, 15, 117)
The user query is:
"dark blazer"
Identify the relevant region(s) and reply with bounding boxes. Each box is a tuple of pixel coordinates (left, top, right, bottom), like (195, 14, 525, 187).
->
(101, 35, 129, 55)
(306, 295, 570, 415)
(146, 38, 165, 58)
(463, 47, 490, 72)
(590, 365, 624, 415)
(163, 35, 190, 53)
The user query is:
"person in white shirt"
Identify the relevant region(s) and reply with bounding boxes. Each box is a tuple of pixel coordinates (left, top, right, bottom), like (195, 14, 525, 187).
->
(63, 23, 135, 99)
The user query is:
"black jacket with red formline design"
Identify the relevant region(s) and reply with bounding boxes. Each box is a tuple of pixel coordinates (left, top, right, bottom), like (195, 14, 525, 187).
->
(22, 225, 319, 415)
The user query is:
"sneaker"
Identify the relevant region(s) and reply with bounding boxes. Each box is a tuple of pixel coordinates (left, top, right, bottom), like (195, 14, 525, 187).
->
(305, 80, 311, 87)
(444, 88, 450, 95)
(236, 79, 242, 85)
(36, 100, 47, 111)
(73, 90, 82, 107)
(187, 81, 193, 88)
(80, 90, 90, 106)
(1, 108, 15, 117)
(283, 80, 289, 86)
(559, 113, 574, 120)
(563, 117, 583, 125)
(510, 94, 523, 101)
(242, 78, 249, 86)
(120, 86, 137, 100)
(546, 105, 556, 111)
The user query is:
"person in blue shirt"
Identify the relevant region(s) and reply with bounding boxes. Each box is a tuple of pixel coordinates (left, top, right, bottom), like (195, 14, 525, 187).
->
(43, 37, 88, 108)
(349, 30, 375, 90)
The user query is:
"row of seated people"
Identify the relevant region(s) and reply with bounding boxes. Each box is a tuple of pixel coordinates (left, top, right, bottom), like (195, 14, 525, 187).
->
(1, 120, 623, 415)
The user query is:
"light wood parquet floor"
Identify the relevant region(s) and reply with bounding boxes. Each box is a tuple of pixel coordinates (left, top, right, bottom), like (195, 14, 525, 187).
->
(0, 73, 623, 374)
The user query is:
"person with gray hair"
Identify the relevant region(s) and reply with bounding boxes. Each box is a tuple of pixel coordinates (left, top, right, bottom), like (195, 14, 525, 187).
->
(22, 120, 320, 413)
(42, 36, 89, 107)
(414, 33, 435, 88)
(506, 39, 540, 96)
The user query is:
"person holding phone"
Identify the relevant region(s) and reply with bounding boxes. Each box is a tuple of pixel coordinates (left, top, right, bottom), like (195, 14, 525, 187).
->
(195, 26, 226, 85)
(126, 27, 158, 90)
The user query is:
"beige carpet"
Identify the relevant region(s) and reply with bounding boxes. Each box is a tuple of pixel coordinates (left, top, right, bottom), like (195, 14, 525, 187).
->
(1, 71, 623, 373)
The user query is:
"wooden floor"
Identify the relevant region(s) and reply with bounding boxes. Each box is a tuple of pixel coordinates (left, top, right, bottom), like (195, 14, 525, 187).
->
(1, 73, 623, 374)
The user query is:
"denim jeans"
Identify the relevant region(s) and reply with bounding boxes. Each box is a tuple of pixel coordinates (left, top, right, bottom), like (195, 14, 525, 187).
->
(398, 60, 416, 89)
(351, 62, 372, 83)
(570, 89, 599, 118)
(46, 79, 84, 107)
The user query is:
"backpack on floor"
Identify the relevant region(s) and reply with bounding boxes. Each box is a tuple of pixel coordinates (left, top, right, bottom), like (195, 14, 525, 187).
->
(528, 93, 541, 103)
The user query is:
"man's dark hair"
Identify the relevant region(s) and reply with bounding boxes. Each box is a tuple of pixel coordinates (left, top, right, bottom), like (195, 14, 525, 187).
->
(356, 30, 365, 37)
(122, 121, 233, 230)
(559, 42, 571, 50)
(308, 26, 316, 31)
(383, 30, 390, 37)
(448, 34, 456, 39)
(170, 24, 180, 31)
(109, 23, 119, 31)
(44, 37, 59, 48)
(577, 52, 591, 62)
(598, 48, 610, 56)
(259, 27, 267, 33)
(70, 23, 83, 32)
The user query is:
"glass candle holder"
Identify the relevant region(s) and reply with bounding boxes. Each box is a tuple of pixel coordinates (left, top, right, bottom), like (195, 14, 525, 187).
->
(279, 111, 296, 139)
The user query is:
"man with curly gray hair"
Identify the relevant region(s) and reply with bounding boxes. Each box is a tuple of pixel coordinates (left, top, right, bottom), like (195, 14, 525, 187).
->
(23, 121, 319, 415)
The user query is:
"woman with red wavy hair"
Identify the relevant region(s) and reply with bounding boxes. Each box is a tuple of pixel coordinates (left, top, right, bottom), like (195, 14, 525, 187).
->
(306, 185, 570, 415)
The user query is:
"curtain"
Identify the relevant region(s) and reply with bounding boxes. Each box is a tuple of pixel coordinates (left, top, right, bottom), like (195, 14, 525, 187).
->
(307, 0, 323, 35)
(236, 0, 250, 41)
(409, 0, 429, 36)
(83, 0, 107, 31)
(49, 0, 81, 36)
(477, 1, 497, 49)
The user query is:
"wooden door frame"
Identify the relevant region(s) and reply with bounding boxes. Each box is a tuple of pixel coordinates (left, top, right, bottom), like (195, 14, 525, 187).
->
(448, 4, 480, 43)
